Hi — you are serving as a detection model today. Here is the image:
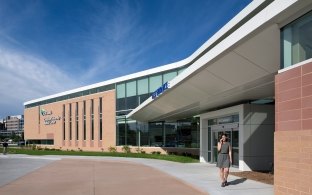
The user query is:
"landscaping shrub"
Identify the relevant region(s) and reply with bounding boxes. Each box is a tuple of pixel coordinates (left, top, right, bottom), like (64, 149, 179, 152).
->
(108, 146, 117, 153)
(135, 147, 145, 154)
(122, 145, 131, 153)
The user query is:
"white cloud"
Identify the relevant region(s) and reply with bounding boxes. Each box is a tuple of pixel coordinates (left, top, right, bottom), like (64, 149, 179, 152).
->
(77, 1, 167, 82)
(0, 48, 79, 118)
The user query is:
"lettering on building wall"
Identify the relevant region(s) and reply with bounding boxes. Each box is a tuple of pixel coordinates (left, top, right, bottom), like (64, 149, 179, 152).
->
(40, 108, 62, 125)
(44, 116, 62, 125)
(152, 82, 170, 99)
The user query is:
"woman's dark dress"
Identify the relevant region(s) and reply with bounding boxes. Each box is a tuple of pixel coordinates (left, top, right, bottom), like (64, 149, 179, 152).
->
(217, 142, 230, 168)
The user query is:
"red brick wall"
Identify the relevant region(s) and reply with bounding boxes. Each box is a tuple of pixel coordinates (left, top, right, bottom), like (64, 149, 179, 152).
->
(275, 62, 312, 195)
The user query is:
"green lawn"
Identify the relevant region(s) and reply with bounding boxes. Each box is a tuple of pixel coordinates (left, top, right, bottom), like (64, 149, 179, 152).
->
(2, 147, 199, 163)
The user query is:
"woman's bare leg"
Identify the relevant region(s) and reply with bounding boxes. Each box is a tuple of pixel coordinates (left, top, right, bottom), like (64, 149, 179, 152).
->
(224, 167, 229, 184)
(219, 168, 225, 182)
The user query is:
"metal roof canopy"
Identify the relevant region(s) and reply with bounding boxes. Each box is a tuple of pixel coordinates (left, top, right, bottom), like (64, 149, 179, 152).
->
(127, 0, 312, 122)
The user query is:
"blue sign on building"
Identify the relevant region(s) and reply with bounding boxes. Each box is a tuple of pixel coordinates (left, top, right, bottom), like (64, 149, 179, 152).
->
(152, 82, 170, 99)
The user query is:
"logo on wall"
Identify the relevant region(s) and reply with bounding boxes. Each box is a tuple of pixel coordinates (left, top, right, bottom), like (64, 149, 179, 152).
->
(40, 108, 61, 125)
(151, 82, 170, 100)
(40, 109, 52, 116)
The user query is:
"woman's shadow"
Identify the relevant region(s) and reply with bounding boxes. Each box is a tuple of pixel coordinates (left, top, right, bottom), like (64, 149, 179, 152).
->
(228, 178, 247, 185)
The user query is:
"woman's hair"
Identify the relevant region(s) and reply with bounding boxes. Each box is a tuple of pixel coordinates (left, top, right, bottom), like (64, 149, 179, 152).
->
(220, 133, 228, 141)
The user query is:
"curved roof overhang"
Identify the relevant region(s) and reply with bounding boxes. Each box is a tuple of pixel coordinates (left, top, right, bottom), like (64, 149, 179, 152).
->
(127, 0, 312, 122)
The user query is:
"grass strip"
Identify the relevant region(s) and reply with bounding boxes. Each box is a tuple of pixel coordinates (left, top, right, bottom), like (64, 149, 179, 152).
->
(3, 147, 199, 163)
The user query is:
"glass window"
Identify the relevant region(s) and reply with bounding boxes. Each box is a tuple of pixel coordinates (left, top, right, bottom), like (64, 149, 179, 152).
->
(177, 117, 200, 148)
(99, 97, 102, 113)
(163, 71, 177, 83)
(137, 122, 149, 146)
(83, 101, 86, 140)
(164, 123, 177, 147)
(232, 131, 239, 147)
(27, 139, 54, 145)
(116, 110, 131, 116)
(82, 90, 90, 96)
(116, 118, 126, 145)
(91, 99, 94, 140)
(69, 104, 72, 140)
(137, 78, 148, 95)
(126, 120, 137, 146)
(116, 98, 126, 111)
(126, 96, 138, 109)
(149, 75, 162, 93)
(208, 127, 211, 151)
(63, 104, 65, 140)
(99, 97, 102, 141)
(148, 122, 164, 147)
(138, 94, 149, 105)
(208, 119, 217, 126)
(126, 81, 136, 97)
(282, 11, 312, 68)
(99, 117, 102, 140)
(76, 119, 79, 141)
(116, 83, 125, 99)
(90, 88, 97, 94)
(178, 68, 186, 74)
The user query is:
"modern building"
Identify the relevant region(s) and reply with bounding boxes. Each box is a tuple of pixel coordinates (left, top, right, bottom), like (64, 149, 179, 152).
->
(6, 115, 24, 132)
(0, 115, 24, 137)
(0, 120, 6, 137)
(24, 1, 312, 194)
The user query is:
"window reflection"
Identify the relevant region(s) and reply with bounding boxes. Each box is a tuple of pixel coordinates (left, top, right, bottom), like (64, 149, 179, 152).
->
(116, 117, 200, 148)
(282, 11, 312, 68)
(149, 122, 164, 147)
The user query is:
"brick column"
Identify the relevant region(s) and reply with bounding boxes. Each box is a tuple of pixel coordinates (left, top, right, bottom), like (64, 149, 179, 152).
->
(275, 62, 312, 195)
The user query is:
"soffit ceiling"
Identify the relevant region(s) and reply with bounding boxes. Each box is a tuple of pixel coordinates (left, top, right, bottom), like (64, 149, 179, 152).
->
(129, 24, 279, 122)
(128, 0, 312, 122)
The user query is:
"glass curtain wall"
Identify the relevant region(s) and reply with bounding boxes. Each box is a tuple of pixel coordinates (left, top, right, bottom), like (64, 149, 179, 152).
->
(116, 68, 184, 116)
(177, 117, 200, 148)
(127, 120, 137, 146)
(116, 117, 137, 146)
(148, 122, 164, 147)
(164, 122, 177, 147)
(116, 83, 126, 112)
(138, 78, 149, 104)
(137, 121, 149, 146)
(116, 117, 126, 145)
(126, 81, 138, 109)
(281, 11, 312, 68)
(116, 117, 199, 148)
(115, 67, 200, 148)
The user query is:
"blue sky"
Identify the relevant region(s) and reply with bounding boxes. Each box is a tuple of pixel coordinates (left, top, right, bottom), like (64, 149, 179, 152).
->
(0, 0, 251, 118)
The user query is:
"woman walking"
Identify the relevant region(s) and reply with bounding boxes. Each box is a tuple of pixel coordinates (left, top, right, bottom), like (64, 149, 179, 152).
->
(217, 133, 232, 187)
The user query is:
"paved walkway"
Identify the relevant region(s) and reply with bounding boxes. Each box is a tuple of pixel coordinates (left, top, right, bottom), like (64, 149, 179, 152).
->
(0, 154, 273, 195)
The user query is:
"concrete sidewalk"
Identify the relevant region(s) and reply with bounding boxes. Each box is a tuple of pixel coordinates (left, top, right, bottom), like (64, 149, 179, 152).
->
(0, 154, 273, 195)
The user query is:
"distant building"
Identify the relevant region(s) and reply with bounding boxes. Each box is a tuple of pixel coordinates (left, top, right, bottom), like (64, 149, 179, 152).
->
(0, 115, 24, 137)
(6, 115, 24, 132)
(0, 121, 5, 130)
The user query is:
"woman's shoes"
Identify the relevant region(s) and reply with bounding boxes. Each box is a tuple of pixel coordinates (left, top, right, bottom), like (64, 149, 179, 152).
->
(221, 180, 228, 187)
